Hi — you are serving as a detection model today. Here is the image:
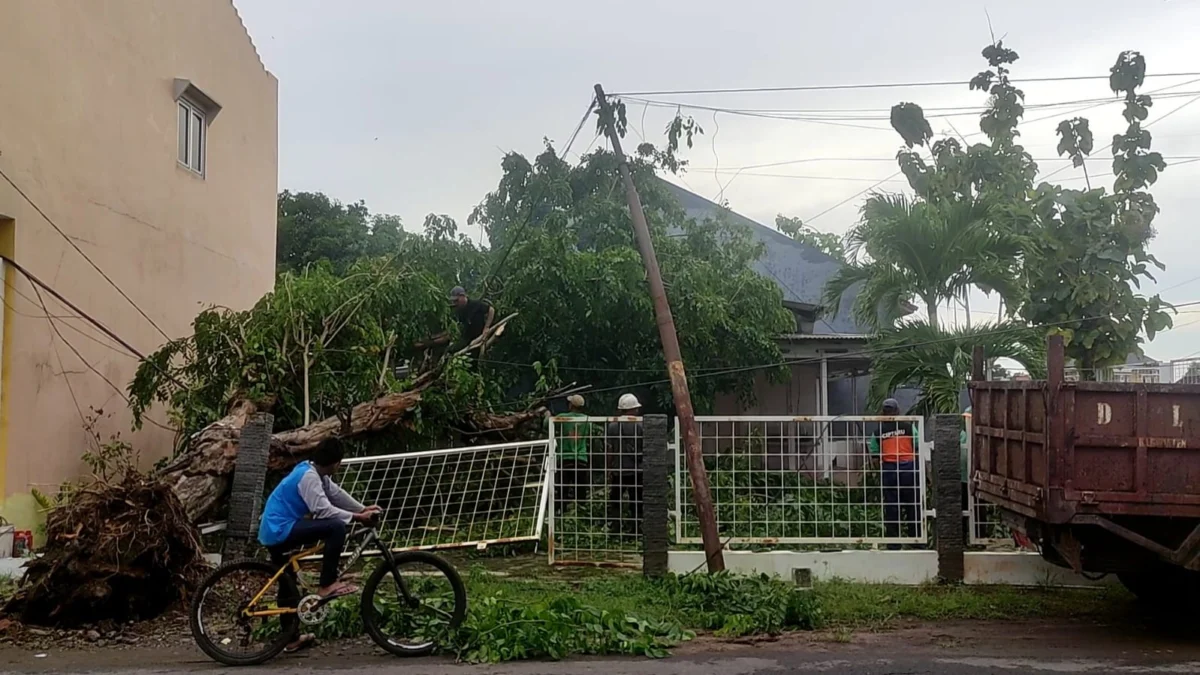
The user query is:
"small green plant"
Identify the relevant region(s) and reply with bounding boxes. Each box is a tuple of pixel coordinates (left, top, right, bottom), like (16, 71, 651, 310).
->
(659, 572, 824, 636)
(81, 408, 140, 481)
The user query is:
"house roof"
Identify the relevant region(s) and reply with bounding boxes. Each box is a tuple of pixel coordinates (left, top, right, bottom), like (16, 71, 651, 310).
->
(659, 180, 870, 335)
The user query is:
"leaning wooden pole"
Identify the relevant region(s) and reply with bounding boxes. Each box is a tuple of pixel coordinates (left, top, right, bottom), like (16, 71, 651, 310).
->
(593, 84, 725, 572)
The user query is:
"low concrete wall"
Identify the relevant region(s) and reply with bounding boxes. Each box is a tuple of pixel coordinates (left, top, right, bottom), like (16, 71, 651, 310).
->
(668, 550, 1116, 587)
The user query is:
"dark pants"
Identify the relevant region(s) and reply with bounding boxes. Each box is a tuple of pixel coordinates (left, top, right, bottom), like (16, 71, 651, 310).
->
(267, 518, 348, 591)
(607, 469, 643, 534)
(882, 461, 919, 544)
(557, 460, 591, 504)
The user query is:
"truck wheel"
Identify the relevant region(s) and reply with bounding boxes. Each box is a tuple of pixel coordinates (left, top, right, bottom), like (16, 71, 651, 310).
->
(1119, 564, 1200, 609)
(1118, 571, 1172, 607)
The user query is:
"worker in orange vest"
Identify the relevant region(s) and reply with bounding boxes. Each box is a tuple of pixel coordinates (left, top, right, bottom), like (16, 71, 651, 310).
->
(869, 398, 919, 548)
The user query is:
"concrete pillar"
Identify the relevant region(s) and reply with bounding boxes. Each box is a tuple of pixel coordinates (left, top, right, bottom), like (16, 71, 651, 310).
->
(641, 414, 670, 577)
(934, 413, 965, 583)
(222, 413, 274, 560)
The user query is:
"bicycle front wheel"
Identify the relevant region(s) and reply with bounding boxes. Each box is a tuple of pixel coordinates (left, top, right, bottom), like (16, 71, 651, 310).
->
(190, 559, 300, 666)
(361, 551, 467, 657)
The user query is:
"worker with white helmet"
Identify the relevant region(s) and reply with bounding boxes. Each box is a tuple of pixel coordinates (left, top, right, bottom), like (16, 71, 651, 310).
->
(605, 394, 645, 535)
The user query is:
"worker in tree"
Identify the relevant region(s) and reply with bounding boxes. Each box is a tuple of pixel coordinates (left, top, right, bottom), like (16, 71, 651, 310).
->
(868, 398, 919, 548)
(414, 286, 495, 365)
(550, 394, 594, 507)
(606, 394, 644, 534)
(449, 286, 495, 352)
(258, 438, 381, 653)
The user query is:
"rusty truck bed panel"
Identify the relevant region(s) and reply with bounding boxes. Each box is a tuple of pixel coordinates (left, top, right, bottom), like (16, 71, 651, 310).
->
(971, 358, 1200, 524)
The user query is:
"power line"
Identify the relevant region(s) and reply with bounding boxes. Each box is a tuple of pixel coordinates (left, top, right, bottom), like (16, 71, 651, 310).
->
(0, 166, 171, 342)
(611, 71, 1200, 97)
(802, 78, 1200, 224)
(491, 299, 1200, 408)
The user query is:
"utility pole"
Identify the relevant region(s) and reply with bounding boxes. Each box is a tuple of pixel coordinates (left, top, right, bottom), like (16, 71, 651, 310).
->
(593, 84, 724, 572)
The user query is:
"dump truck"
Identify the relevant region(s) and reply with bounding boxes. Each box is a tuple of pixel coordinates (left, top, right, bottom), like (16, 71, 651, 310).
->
(969, 336, 1200, 604)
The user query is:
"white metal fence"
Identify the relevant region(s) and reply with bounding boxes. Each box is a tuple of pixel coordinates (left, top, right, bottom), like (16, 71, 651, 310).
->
(547, 416, 644, 567)
(677, 416, 929, 547)
(338, 440, 552, 552)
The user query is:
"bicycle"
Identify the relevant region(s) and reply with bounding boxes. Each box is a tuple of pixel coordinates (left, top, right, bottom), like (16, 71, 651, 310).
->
(189, 513, 467, 666)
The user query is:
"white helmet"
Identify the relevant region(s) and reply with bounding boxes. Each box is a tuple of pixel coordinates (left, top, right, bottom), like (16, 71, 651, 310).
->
(617, 393, 641, 411)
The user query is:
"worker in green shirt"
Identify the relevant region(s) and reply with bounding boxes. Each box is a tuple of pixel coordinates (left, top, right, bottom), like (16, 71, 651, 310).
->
(551, 395, 594, 505)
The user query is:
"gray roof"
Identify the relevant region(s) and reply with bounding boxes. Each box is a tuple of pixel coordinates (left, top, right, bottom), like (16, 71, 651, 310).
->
(660, 180, 869, 335)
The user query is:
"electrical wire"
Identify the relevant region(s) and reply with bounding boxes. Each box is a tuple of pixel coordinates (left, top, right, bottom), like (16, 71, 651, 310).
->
(488, 299, 1200, 409)
(611, 71, 1200, 97)
(480, 97, 597, 296)
(0, 166, 171, 342)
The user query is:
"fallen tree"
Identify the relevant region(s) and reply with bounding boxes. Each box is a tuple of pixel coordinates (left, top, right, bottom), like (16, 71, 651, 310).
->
(155, 314, 562, 522)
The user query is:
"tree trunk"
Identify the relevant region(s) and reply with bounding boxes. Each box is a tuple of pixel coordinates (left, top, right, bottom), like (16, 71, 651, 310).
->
(925, 297, 939, 332)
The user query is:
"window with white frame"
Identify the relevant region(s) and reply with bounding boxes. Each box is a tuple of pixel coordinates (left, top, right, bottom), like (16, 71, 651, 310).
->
(177, 98, 206, 175)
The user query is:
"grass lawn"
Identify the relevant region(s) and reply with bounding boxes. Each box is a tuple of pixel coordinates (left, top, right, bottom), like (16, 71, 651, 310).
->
(464, 567, 1131, 632)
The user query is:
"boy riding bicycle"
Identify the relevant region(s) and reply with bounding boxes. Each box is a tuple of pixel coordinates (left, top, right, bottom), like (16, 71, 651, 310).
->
(258, 438, 380, 652)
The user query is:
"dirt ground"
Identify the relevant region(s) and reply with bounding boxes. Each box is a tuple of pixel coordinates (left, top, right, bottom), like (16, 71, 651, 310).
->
(1, 614, 1198, 673)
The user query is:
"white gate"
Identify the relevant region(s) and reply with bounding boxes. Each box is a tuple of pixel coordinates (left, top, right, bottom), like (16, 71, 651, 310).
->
(676, 416, 930, 547)
(338, 440, 552, 552)
(547, 416, 645, 567)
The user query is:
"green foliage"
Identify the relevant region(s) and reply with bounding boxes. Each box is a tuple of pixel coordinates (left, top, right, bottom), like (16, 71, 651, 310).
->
(454, 595, 687, 663)
(277, 191, 411, 272)
(775, 215, 846, 263)
(470, 144, 794, 411)
(658, 572, 823, 635)
(866, 320, 1046, 415)
(889, 102, 934, 149)
(1019, 50, 1172, 373)
(856, 41, 1172, 388)
(129, 258, 467, 443)
(822, 194, 1023, 332)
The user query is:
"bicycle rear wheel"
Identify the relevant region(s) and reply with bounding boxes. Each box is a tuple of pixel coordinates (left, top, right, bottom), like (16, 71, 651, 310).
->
(190, 559, 300, 666)
(361, 551, 467, 657)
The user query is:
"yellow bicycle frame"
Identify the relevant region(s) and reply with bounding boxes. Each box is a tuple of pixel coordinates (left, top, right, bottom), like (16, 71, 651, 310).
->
(241, 543, 324, 618)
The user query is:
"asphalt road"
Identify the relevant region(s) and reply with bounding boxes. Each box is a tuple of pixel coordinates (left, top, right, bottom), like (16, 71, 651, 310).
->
(3, 619, 1198, 674)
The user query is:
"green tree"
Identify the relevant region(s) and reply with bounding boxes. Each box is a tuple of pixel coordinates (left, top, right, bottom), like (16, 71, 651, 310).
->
(775, 216, 846, 263)
(868, 320, 1046, 415)
(821, 194, 1022, 331)
(471, 144, 795, 411)
(276, 191, 414, 271)
(1018, 50, 1173, 374)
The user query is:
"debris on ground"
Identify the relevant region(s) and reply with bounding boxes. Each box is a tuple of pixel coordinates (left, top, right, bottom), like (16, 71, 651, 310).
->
(2, 473, 207, 627)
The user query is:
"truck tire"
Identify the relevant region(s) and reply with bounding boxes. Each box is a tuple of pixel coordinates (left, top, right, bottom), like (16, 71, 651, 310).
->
(1119, 564, 1200, 609)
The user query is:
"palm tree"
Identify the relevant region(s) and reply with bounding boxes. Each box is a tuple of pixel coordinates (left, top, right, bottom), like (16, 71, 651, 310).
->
(822, 194, 1024, 331)
(867, 320, 1046, 416)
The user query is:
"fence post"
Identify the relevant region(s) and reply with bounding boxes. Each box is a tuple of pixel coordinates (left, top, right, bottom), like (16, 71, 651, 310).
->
(933, 413, 964, 583)
(642, 414, 670, 577)
(222, 413, 274, 561)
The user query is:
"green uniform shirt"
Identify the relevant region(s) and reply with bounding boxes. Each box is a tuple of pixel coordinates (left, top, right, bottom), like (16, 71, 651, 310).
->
(551, 412, 592, 462)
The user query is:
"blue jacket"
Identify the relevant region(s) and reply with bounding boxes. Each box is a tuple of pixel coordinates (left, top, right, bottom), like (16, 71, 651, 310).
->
(258, 462, 316, 546)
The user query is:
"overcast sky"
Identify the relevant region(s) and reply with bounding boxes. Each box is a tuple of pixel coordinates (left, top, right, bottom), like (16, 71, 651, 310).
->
(234, 0, 1200, 360)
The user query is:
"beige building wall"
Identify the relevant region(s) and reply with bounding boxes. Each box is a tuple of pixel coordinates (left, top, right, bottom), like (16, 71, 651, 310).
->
(0, 0, 278, 534)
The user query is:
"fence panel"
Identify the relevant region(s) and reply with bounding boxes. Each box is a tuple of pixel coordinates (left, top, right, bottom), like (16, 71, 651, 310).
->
(338, 440, 552, 553)
(548, 416, 644, 567)
(678, 416, 928, 547)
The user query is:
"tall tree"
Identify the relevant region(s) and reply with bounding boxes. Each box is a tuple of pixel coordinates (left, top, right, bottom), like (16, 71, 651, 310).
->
(471, 144, 795, 411)
(868, 320, 1046, 415)
(821, 194, 1022, 331)
(276, 191, 415, 272)
(1018, 51, 1173, 374)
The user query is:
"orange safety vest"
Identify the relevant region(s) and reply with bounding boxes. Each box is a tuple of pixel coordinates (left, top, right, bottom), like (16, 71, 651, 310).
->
(879, 428, 916, 463)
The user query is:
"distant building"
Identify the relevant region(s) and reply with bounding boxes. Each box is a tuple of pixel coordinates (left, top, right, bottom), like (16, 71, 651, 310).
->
(0, 1, 278, 534)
